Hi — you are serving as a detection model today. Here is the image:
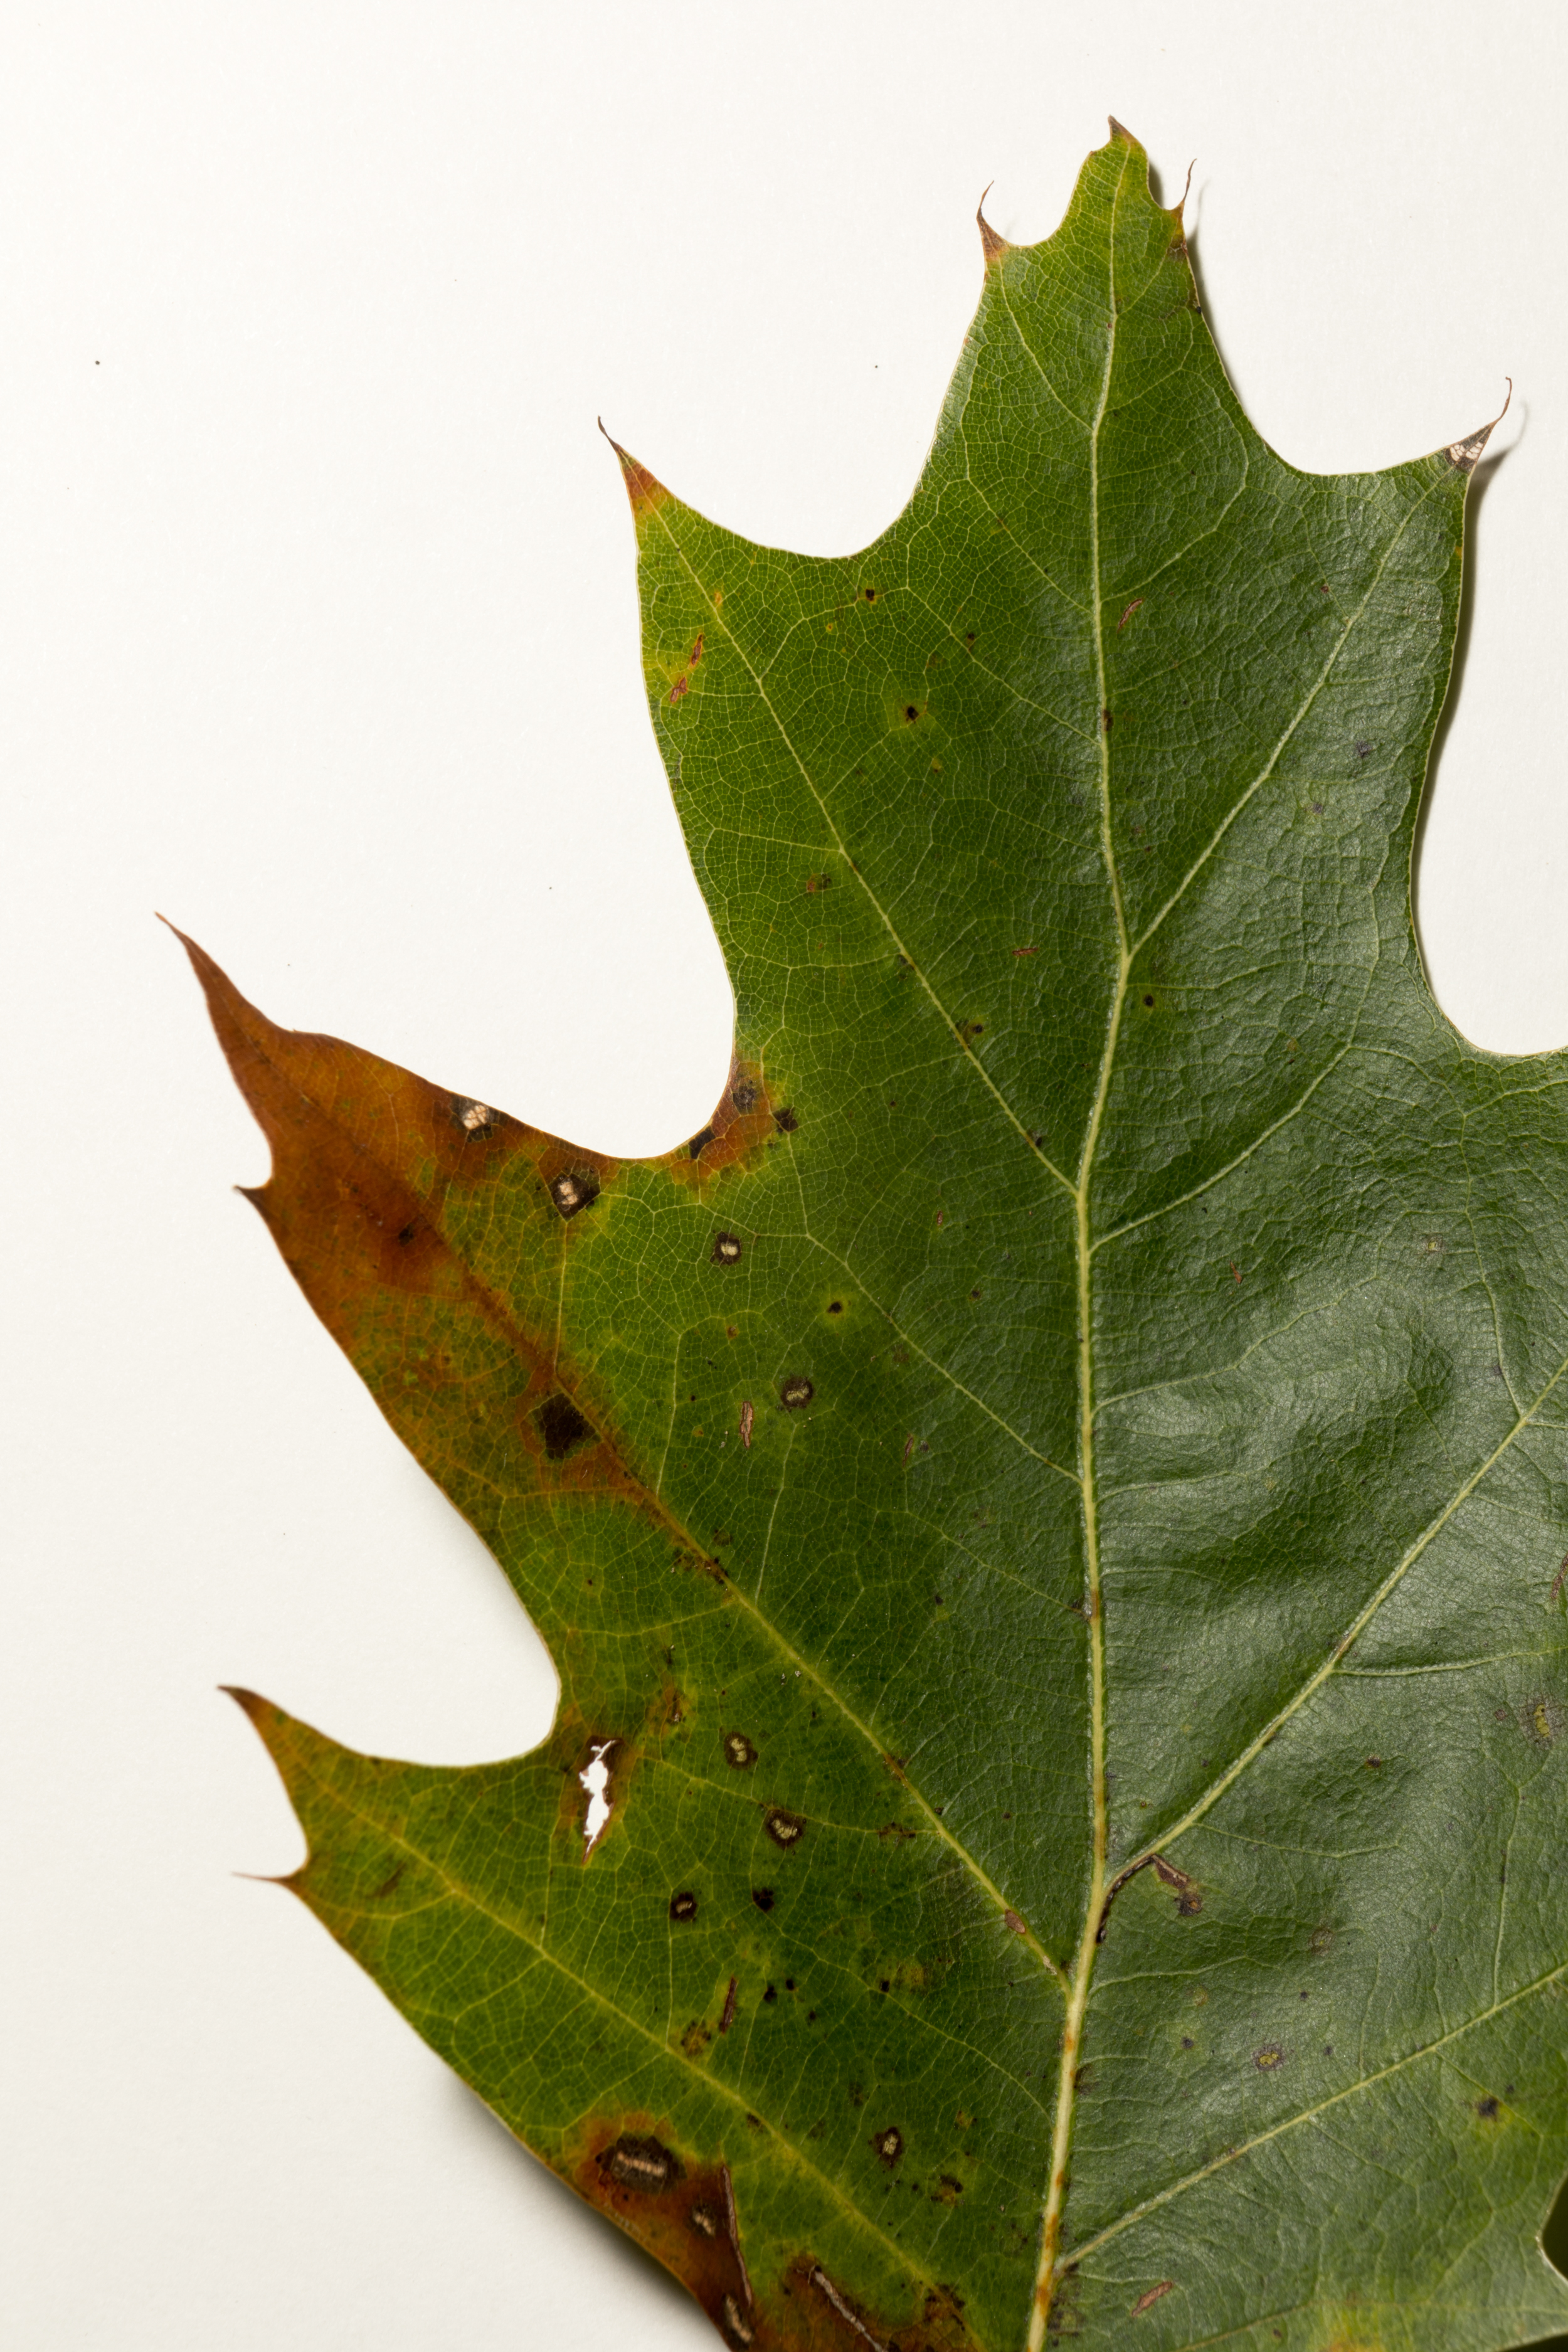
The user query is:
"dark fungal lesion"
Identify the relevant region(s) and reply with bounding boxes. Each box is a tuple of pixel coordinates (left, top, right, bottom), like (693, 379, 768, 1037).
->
(711, 1231, 743, 1266)
(780, 1375, 813, 1411)
(764, 1808, 804, 1848)
(669, 1890, 699, 1922)
(598, 2134, 684, 2193)
(535, 1394, 593, 1461)
(549, 1168, 600, 1218)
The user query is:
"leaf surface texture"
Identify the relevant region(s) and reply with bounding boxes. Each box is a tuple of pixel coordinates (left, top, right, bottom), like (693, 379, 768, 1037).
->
(186, 127, 1568, 2352)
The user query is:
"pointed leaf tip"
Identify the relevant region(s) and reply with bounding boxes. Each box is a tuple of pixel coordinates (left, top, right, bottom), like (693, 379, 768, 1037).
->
(977, 183, 1010, 266)
(1107, 114, 1139, 146)
(598, 418, 669, 520)
(1446, 380, 1512, 474)
(221, 1683, 272, 1725)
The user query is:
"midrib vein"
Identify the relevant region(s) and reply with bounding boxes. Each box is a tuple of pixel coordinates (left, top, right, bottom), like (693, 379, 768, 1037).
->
(236, 1016, 1069, 1991)
(1027, 145, 1132, 2352)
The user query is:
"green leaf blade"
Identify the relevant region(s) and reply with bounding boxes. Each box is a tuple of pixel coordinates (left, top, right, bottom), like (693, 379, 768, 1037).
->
(186, 121, 1568, 2351)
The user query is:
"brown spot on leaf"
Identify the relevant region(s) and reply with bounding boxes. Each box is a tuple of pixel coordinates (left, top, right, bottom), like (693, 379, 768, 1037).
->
(712, 1231, 744, 1265)
(1253, 2043, 1285, 2071)
(780, 1375, 814, 1410)
(1152, 1855, 1202, 1915)
(551, 1168, 601, 1219)
(773, 1105, 799, 1134)
(872, 2124, 904, 2166)
(719, 1977, 738, 2034)
(600, 2133, 684, 2193)
(719, 2291, 755, 2345)
(566, 2116, 768, 2345)
(670, 1890, 698, 1922)
(1117, 599, 1144, 633)
(1477, 2095, 1500, 2119)
(751, 1886, 775, 1910)
(765, 1808, 805, 1848)
(536, 1394, 593, 1461)
(1131, 2282, 1174, 2318)
(663, 1058, 779, 1190)
(724, 1732, 758, 1769)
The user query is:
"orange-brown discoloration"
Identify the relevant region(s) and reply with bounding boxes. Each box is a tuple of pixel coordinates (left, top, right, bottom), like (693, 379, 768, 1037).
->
(173, 931, 726, 1562)
(604, 427, 672, 524)
(561, 2114, 977, 2351)
(977, 191, 1010, 268)
(566, 2118, 763, 2346)
(1130, 2280, 1174, 2317)
(664, 1059, 781, 1190)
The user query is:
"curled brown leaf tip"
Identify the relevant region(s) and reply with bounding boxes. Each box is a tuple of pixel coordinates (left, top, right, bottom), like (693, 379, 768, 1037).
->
(977, 183, 1009, 266)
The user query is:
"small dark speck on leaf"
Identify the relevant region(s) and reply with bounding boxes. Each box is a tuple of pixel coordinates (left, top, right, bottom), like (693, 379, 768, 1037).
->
(827, 1299, 844, 1314)
(687, 1127, 715, 1159)
(1477, 2095, 1500, 2119)
(763, 1983, 776, 2003)
(669, 1890, 698, 1922)
(537, 1395, 593, 1461)
(773, 1106, 798, 1133)
(751, 1887, 775, 1911)
(904, 705, 919, 723)
(1365, 1756, 1382, 1769)
(1180, 2037, 1194, 2049)
(873, 2126, 904, 2166)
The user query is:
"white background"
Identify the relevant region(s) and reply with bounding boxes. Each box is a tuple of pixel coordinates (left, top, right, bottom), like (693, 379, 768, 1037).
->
(6, 4, 1568, 2346)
